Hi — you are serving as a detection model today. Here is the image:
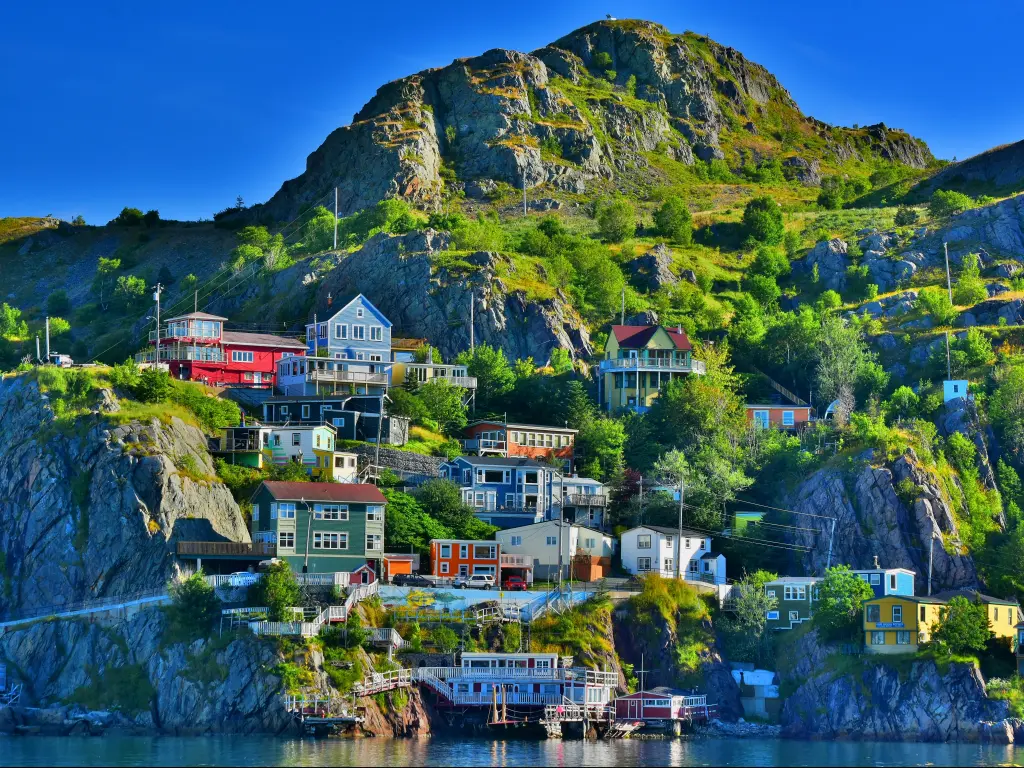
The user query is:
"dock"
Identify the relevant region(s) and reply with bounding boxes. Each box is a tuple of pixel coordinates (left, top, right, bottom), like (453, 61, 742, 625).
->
(284, 695, 363, 736)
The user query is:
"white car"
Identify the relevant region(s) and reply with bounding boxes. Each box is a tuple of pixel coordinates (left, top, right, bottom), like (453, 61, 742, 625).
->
(228, 571, 258, 588)
(453, 573, 495, 590)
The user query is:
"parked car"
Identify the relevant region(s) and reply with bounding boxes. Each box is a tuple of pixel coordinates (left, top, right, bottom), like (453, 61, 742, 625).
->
(453, 573, 495, 590)
(228, 571, 258, 587)
(393, 574, 433, 588)
(503, 576, 528, 591)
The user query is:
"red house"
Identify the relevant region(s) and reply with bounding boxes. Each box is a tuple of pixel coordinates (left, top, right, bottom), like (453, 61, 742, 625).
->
(614, 687, 713, 724)
(463, 419, 576, 471)
(745, 404, 814, 431)
(145, 312, 307, 388)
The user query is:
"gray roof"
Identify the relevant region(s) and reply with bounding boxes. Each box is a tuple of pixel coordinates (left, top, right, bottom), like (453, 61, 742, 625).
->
(930, 589, 1018, 606)
(632, 524, 707, 539)
(765, 576, 822, 584)
(453, 456, 549, 469)
(700, 552, 722, 560)
(222, 330, 307, 348)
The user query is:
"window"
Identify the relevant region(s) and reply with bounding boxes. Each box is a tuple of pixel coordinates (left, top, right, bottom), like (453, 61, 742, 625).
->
(871, 631, 886, 645)
(440, 562, 449, 574)
(440, 544, 451, 558)
(369, 354, 382, 362)
(313, 532, 347, 549)
(637, 557, 652, 571)
(684, 538, 690, 549)
(784, 585, 807, 601)
(896, 631, 911, 645)
(352, 325, 366, 340)
(767, 610, 780, 620)
(889, 574, 897, 591)
(546, 536, 557, 546)
(1010, 609, 1015, 627)
(782, 410, 795, 427)
(367, 506, 384, 522)
(315, 434, 321, 448)
(302, 405, 310, 419)
(664, 558, 673, 572)
(314, 504, 348, 521)
(332, 417, 345, 428)
(866, 605, 880, 623)
(318, 323, 327, 339)
(334, 324, 347, 340)
(789, 611, 799, 621)
(279, 532, 295, 549)
(291, 433, 301, 446)
(231, 350, 254, 363)
(473, 545, 496, 559)
(665, 536, 673, 546)
(869, 574, 880, 585)
(460, 544, 468, 558)
(688, 559, 699, 574)
(637, 534, 652, 549)
(281, 405, 289, 416)
(356, 307, 364, 319)
(251, 507, 259, 521)
(920, 606, 926, 621)
(366, 534, 383, 551)
(278, 503, 296, 520)
(892, 605, 902, 624)
(753, 410, 769, 429)
(766, 589, 776, 598)
(995, 607, 999, 622)
(510, 536, 522, 546)
(585, 538, 596, 549)
(370, 326, 383, 341)
(699, 539, 707, 551)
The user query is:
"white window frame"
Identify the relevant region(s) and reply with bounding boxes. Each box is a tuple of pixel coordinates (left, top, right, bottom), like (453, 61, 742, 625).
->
(636, 534, 652, 550)
(871, 631, 886, 645)
(440, 562, 449, 574)
(440, 544, 451, 559)
(546, 536, 557, 546)
(314, 504, 349, 521)
(370, 326, 383, 342)
(313, 531, 348, 550)
(896, 630, 911, 645)
(352, 325, 366, 341)
(367, 505, 384, 522)
(870, 573, 881, 585)
(356, 307, 364, 319)
(782, 410, 795, 427)
(892, 605, 903, 624)
(637, 557, 652, 572)
(291, 432, 301, 446)
(302, 404, 310, 419)
(511, 536, 522, 546)
(278, 531, 295, 549)
(766, 610, 779, 620)
(366, 533, 383, 551)
(278, 503, 296, 520)
(231, 350, 254, 363)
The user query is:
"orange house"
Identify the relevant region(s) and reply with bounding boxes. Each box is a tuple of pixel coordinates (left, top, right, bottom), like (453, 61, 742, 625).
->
(430, 539, 500, 579)
(383, 553, 417, 582)
(463, 420, 576, 470)
(745, 404, 813, 431)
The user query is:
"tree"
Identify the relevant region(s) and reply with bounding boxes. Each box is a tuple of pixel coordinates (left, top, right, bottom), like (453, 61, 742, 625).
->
(577, 417, 625, 481)
(957, 327, 993, 367)
(953, 253, 987, 306)
(250, 561, 301, 622)
(814, 314, 871, 407)
(48, 317, 71, 336)
(916, 286, 958, 326)
(991, 365, 1024, 464)
(746, 274, 781, 309)
(815, 565, 875, 639)
(548, 347, 573, 375)
(166, 571, 220, 641)
(387, 388, 428, 423)
(750, 246, 790, 279)
(432, 625, 459, 654)
(114, 275, 147, 311)
(932, 595, 992, 654)
(742, 196, 785, 245)
(945, 431, 976, 474)
(114, 207, 144, 226)
(418, 379, 468, 434)
(817, 176, 846, 210)
(382, 489, 451, 556)
(653, 197, 693, 245)
(47, 290, 71, 316)
(894, 206, 919, 227)
(0, 303, 28, 339)
(94, 257, 122, 310)
(592, 51, 612, 70)
(885, 385, 919, 422)
(416, 479, 494, 540)
(181, 273, 199, 297)
(134, 368, 171, 403)
(303, 206, 337, 252)
(930, 189, 975, 218)
(143, 209, 161, 227)
(717, 574, 778, 665)
(456, 343, 515, 409)
(596, 198, 636, 243)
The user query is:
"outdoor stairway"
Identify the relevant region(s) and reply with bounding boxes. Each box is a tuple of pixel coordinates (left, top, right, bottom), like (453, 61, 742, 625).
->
(749, 366, 809, 407)
(352, 668, 413, 696)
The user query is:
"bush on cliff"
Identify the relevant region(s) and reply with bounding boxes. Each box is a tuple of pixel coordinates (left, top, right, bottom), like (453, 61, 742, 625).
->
(932, 595, 992, 655)
(250, 561, 301, 622)
(815, 565, 874, 641)
(165, 571, 221, 643)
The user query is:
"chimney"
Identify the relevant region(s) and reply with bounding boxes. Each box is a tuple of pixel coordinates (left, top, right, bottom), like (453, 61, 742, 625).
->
(873, 555, 880, 569)
(677, 324, 682, 334)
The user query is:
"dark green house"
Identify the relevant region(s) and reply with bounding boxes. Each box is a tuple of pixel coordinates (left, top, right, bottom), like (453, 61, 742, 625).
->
(251, 480, 386, 575)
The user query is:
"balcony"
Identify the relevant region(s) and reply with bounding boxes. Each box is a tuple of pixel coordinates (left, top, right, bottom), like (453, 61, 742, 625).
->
(500, 554, 532, 569)
(135, 345, 226, 364)
(563, 494, 607, 507)
(307, 368, 389, 386)
(209, 434, 264, 453)
(462, 438, 507, 453)
(439, 375, 478, 389)
(598, 356, 706, 375)
(177, 541, 276, 557)
(149, 326, 222, 344)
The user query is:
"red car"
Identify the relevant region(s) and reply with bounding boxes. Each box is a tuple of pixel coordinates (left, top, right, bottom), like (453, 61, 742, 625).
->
(503, 576, 528, 591)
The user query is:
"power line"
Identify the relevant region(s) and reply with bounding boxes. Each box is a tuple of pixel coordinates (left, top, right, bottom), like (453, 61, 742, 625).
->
(729, 497, 837, 521)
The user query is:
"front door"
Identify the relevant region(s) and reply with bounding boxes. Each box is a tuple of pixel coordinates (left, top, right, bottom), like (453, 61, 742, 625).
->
(629, 699, 639, 718)
(459, 565, 469, 578)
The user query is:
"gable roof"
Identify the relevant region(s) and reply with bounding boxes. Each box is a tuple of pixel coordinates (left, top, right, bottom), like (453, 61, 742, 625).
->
(222, 331, 308, 349)
(627, 524, 707, 539)
(318, 294, 392, 328)
(611, 324, 692, 351)
(259, 481, 385, 503)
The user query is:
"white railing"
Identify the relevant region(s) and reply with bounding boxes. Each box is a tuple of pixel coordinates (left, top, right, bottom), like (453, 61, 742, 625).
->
(543, 701, 615, 723)
(371, 627, 407, 648)
(500, 554, 530, 567)
(204, 571, 350, 589)
(307, 369, 389, 385)
(353, 668, 413, 696)
(440, 375, 478, 389)
(598, 357, 706, 374)
(448, 692, 564, 706)
(413, 666, 617, 686)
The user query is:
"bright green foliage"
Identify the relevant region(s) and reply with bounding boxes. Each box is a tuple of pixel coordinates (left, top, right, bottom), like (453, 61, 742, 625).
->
(596, 198, 636, 242)
(548, 347, 573, 374)
(432, 625, 459, 654)
(48, 317, 71, 336)
(916, 287, 958, 326)
(113, 207, 144, 226)
(945, 431, 976, 474)
(418, 379, 468, 434)
(746, 274, 781, 309)
(416, 479, 497, 541)
(932, 595, 992, 654)
(816, 176, 870, 209)
(750, 246, 790, 279)
(742, 196, 784, 244)
(134, 368, 172, 403)
(930, 189, 976, 218)
(166, 571, 221, 643)
(957, 327, 993, 367)
(576, 417, 625, 481)
(814, 314, 876, 406)
(953, 254, 987, 306)
(716, 574, 778, 666)
(109, 358, 142, 391)
(815, 565, 875, 640)
(302, 206, 337, 252)
(991, 365, 1024, 463)
(884, 386, 919, 422)
(653, 196, 693, 245)
(387, 388, 429, 422)
(456, 343, 515, 409)
(0, 303, 28, 339)
(591, 52, 612, 70)
(168, 380, 240, 430)
(382, 489, 451, 556)
(894, 206, 919, 227)
(114, 274, 147, 311)
(998, 459, 1024, 525)
(249, 561, 301, 622)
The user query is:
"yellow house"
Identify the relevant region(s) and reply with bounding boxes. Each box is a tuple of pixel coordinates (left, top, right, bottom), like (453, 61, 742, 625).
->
(597, 324, 705, 413)
(389, 342, 477, 392)
(864, 590, 1019, 654)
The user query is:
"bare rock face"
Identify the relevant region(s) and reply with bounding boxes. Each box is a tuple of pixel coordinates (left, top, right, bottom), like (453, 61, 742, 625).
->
(313, 229, 592, 363)
(780, 627, 1007, 741)
(786, 450, 977, 591)
(0, 375, 249, 620)
(938, 397, 998, 494)
(802, 238, 850, 292)
(630, 243, 678, 290)
(942, 195, 1024, 260)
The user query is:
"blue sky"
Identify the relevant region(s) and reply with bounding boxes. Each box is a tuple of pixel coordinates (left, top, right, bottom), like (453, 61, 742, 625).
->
(2, 1, 1021, 223)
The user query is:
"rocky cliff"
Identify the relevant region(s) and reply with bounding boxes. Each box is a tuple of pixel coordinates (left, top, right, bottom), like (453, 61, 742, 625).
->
(916, 139, 1024, 198)
(313, 229, 592, 361)
(0, 374, 248, 619)
(780, 627, 1008, 741)
(784, 450, 978, 590)
(252, 19, 932, 223)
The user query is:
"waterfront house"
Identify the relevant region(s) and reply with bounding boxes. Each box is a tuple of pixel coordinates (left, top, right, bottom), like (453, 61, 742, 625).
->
(597, 324, 705, 413)
(462, 420, 576, 471)
(765, 568, 916, 631)
(614, 688, 713, 726)
(439, 456, 555, 529)
(619, 526, 725, 584)
(864, 589, 1018, 654)
(495, 520, 614, 581)
(429, 539, 500, 580)
(136, 311, 307, 387)
(250, 481, 386, 574)
(745, 404, 813, 431)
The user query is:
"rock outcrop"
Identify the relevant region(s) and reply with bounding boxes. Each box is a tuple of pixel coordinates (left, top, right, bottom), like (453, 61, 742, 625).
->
(630, 243, 678, 290)
(780, 627, 1007, 741)
(938, 397, 998, 493)
(941, 195, 1024, 260)
(916, 139, 1024, 198)
(802, 238, 849, 291)
(785, 450, 977, 590)
(312, 229, 592, 362)
(0, 374, 248, 620)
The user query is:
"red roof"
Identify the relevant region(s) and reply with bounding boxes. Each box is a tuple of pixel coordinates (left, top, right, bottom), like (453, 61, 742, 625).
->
(611, 325, 692, 351)
(260, 481, 386, 503)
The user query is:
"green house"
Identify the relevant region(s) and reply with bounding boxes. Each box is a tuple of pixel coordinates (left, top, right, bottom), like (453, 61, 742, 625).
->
(764, 576, 821, 631)
(251, 480, 386, 575)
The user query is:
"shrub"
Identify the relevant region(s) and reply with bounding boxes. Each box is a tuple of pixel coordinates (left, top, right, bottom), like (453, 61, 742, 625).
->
(746, 274, 781, 308)
(750, 245, 790, 279)
(953, 253, 987, 306)
(432, 625, 459, 654)
(113, 207, 144, 226)
(134, 368, 172, 403)
(109, 358, 142, 391)
(932, 595, 992, 655)
(930, 189, 975, 218)
(894, 206, 919, 227)
(917, 287, 958, 326)
(143, 209, 160, 227)
(742, 196, 784, 245)
(47, 290, 71, 316)
(591, 51, 612, 70)
(957, 327, 992, 367)
(249, 561, 300, 622)
(653, 196, 693, 245)
(114, 275, 147, 311)
(815, 565, 875, 640)
(596, 198, 636, 242)
(165, 571, 221, 643)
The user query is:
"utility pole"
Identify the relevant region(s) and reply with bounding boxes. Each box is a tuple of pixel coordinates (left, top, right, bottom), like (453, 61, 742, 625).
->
(374, 393, 386, 483)
(825, 517, 836, 571)
(35, 334, 41, 364)
(302, 498, 312, 574)
(943, 241, 952, 304)
(45, 317, 51, 362)
(153, 283, 162, 369)
(675, 479, 684, 581)
(313, 313, 318, 357)
(620, 287, 625, 325)
(638, 475, 644, 525)
(945, 332, 952, 380)
(333, 187, 339, 250)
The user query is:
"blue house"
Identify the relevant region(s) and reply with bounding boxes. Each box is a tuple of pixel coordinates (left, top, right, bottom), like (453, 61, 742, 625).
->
(855, 567, 915, 598)
(440, 456, 557, 529)
(262, 394, 409, 445)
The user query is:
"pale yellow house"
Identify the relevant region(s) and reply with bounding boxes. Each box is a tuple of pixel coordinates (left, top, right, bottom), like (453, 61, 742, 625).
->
(389, 342, 477, 392)
(598, 324, 705, 413)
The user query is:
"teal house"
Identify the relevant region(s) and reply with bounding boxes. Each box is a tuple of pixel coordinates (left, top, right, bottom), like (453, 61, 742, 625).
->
(250, 481, 386, 575)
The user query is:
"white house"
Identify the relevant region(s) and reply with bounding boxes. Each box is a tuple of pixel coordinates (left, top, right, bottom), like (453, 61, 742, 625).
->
(496, 520, 614, 580)
(619, 525, 726, 584)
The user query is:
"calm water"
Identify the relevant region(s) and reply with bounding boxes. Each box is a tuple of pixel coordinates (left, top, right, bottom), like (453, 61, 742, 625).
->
(1, 736, 1022, 767)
